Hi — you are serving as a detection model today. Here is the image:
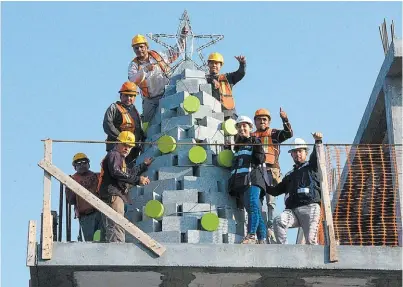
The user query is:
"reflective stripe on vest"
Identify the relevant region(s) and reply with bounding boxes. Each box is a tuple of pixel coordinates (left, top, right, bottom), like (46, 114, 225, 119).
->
(115, 104, 135, 133)
(218, 74, 235, 110)
(231, 167, 251, 175)
(231, 145, 253, 175)
(133, 50, 170, 98)
(234, 149, 253, 156)
(251, 129, 277, 165)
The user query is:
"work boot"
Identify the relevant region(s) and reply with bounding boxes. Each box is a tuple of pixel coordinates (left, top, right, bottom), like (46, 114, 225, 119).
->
(241, 234, 257, 244)
(267, 228, 277, 244)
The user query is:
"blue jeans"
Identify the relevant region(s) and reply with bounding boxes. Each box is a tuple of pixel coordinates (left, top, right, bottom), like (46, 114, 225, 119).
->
(243, 186, 267, 240)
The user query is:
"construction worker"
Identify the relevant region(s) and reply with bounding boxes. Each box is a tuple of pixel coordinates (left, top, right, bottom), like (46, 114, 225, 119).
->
(128, 27, 188, 129)
(65, 153, 103, 242)
(251, 107, 293, 243)
(228, 116, 267, 244)
(98, 131, 153, 243)
(206, 52, 246, 120)
(103, 81, 144, 166)
(266, 133, 323, 245)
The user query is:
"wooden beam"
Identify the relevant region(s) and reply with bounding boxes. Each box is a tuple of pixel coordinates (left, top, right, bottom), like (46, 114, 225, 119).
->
(37, 159, 166, 257)
(26, 220, 37, 266)
(316, 143, 338, 262)
(41, 139, 53, 260)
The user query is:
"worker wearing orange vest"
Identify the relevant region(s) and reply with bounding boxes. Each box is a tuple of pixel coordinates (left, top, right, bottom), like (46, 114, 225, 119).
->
(103, 81, 144, 166)
(206, 52, 246, 120)
(128, 27, 188, 129)
(65, 153, 103, 242)
(251, 107, 293, 243)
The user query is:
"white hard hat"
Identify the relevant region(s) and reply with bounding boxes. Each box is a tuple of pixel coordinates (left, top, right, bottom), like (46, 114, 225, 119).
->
(236, 115, 254, 128)
(288, 138, 309, 153)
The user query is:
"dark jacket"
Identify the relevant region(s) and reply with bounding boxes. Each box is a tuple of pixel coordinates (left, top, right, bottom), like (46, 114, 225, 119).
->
(98, 149, 147, 203)
(229, 135, 266, 196)
(267, 141, 322, 209)
(206, 62, 246, 110)
(103, 101, 144, 155)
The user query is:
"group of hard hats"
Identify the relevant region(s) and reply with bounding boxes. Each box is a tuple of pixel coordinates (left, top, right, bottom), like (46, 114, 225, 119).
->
(236, 110, 308, 153)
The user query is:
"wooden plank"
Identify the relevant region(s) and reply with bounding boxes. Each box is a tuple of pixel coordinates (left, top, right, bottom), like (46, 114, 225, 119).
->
(41, 139, 53, 260)
(26, 220, 37, 266)
(316, 143, 338, 262)
(37, 159, 166, 257)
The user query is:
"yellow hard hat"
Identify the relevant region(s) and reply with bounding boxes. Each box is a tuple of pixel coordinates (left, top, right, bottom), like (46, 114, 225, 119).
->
(72, 153, 89, 165)
(208, 52, 224, 65)
(132, 34, 148, 47)
(254, 108, 271, 120)
(117, 131, 136, 147)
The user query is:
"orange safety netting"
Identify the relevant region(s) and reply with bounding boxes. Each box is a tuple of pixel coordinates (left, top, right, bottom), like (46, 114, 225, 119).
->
(317, 144, 401, 246)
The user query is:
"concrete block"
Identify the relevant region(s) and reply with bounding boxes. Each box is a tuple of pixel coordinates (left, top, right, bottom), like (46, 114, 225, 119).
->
(198, 189, 238, 209)
(199, 83, 212, 95)
(176, 79, 207, 93)
(141, 154, 175, 181)
(186, 230, 222, 244)
(162, 189, 199, 205)
(159, 91, 190, 110)
(170, 60, 198, 77)
(223, 233, 244, 244)
(161, 115, 197, 132)
(236, 221, 246, 236)
(195, 166, 230, 181)
(144, 178, 177, 195)
(182, 203, 217, 218)
(162, 216, 198, 232)
(136, 145, 161, 166)
(165, 126, 188, 141)
(162, 203, 179, 217)
(145, 123, 161, 138)
(177, 104, 213, 120)
(163, 85, 176, 97)
(129, 185, 144, 198)
(181, 69, 206, 79)
(168, 74, 182, 86)
(183, 176, 218, 193)
(144, 231, 181, 243)
(125, 207, 142, 223)
(194, 91, 222, 113)
(160, 107, 177, 120)
(199, 116, 223, 131)
(211, 112, 225, 122)
(158, 166, 193, 180)
(172, 138, 196, 155)
(217, 207, 246, 223)
(133, 192, 161, 210)
(218, 218, 237, 234)
(135, 219, 162, 233)
(187, 125, 223, 141)
(149, 107, 162, 126)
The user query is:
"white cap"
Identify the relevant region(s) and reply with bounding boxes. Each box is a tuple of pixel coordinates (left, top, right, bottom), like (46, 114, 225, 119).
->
(288, 138, 309, 153)
(236, 115, 254, 128)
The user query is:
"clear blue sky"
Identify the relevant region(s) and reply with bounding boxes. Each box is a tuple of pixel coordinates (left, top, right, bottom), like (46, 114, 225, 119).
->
(2, 2, 402, 286)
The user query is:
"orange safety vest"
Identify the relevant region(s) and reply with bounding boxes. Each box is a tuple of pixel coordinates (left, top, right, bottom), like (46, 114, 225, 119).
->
(218, 74, 235, 110)
(251, 129, 278, 165)
(115, 104, 135, 133)
(97, 156, 127, 193)
(132, 50, 170, 98)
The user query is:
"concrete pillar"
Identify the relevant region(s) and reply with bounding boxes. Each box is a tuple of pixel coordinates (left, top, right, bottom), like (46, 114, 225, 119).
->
(383, 76, 402, 246)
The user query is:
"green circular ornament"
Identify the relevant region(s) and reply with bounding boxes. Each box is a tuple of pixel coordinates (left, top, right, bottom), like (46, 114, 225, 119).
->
(93, 230, 101, 242)
(201, 213, 219, 232)
(188, 146, 207, 164)
(145, 200, 164, 219)
(183, 95, 200, 113)
(157, 135, 177, 154)
(223, 119, 237, 136)
(217, 150, 234, 167)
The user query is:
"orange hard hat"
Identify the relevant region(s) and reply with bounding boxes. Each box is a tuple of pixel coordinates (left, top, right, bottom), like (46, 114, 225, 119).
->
(119, 81, 138, 95)
(254, 108, 271, 120)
